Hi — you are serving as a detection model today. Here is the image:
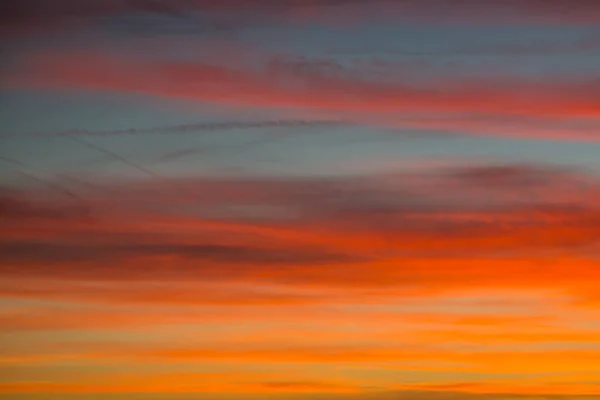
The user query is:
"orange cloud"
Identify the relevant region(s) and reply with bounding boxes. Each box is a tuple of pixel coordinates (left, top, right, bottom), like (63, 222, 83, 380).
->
(2, 163, 600, 306)
(2, 162, 600, 399)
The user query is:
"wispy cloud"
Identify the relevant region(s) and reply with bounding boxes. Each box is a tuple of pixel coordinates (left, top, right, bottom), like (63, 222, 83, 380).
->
(7, 49, 600, 141)
(1, 119, 343, 138)
(4, 0, 600, 36)
(2, 2, 600, 397)
(1, 162, 599, 310)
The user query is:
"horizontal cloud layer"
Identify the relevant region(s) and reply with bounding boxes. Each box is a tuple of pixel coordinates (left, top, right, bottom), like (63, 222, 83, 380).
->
(2, 162, 599, 310)
(6, 48, 600, 141)
(3, 2, 600, 399)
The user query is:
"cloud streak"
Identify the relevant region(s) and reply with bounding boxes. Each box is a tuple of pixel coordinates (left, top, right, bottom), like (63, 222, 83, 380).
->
(7, 49, 600, 141)
(3, 4, 600, 397)
(1, 162, 599, 310)
(1, 119, 343, 138)
(4, 0, 600, 33)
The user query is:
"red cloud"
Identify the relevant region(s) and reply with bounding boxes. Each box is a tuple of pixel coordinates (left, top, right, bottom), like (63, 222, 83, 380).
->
(1, 163, 600, 308)
(4, 0, 600, 34)
(7, 49, 600, 141)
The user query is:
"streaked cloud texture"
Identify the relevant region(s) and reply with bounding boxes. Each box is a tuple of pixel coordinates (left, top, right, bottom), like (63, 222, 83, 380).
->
(1, 1, 600, 399)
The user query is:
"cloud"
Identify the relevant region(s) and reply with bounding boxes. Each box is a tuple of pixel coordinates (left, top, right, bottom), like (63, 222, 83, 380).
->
(1, 118, 343, 138)
(3, 4, 600, 396)
(0, 192, 77, 221)
(0, 187, 92, 225)
(0, 289, 585, 334)
(4, 161, 600, 245)
(0, 240, 365, 271)
(3, 0, 600, 37)
(7, 49, 600, 141)
(1, 162, 599, 308)
(95, 343, 600, 376)
(333, 33, 600, 57)
(0, 389, 596, 400)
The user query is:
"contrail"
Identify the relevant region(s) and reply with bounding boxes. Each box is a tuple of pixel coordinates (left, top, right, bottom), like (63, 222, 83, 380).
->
(0, 155, 93, 220)
(66, 136, 198, 202)
(68, 136, 165, 180)
(2, 119, 345, 138)
(154, 128, 314, 164)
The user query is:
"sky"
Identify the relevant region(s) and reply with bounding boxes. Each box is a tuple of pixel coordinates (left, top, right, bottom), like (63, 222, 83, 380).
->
(1, 1, 600, 399)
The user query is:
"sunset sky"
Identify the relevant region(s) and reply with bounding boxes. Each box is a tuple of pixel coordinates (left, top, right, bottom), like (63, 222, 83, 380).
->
(1, 1, 600, 399)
